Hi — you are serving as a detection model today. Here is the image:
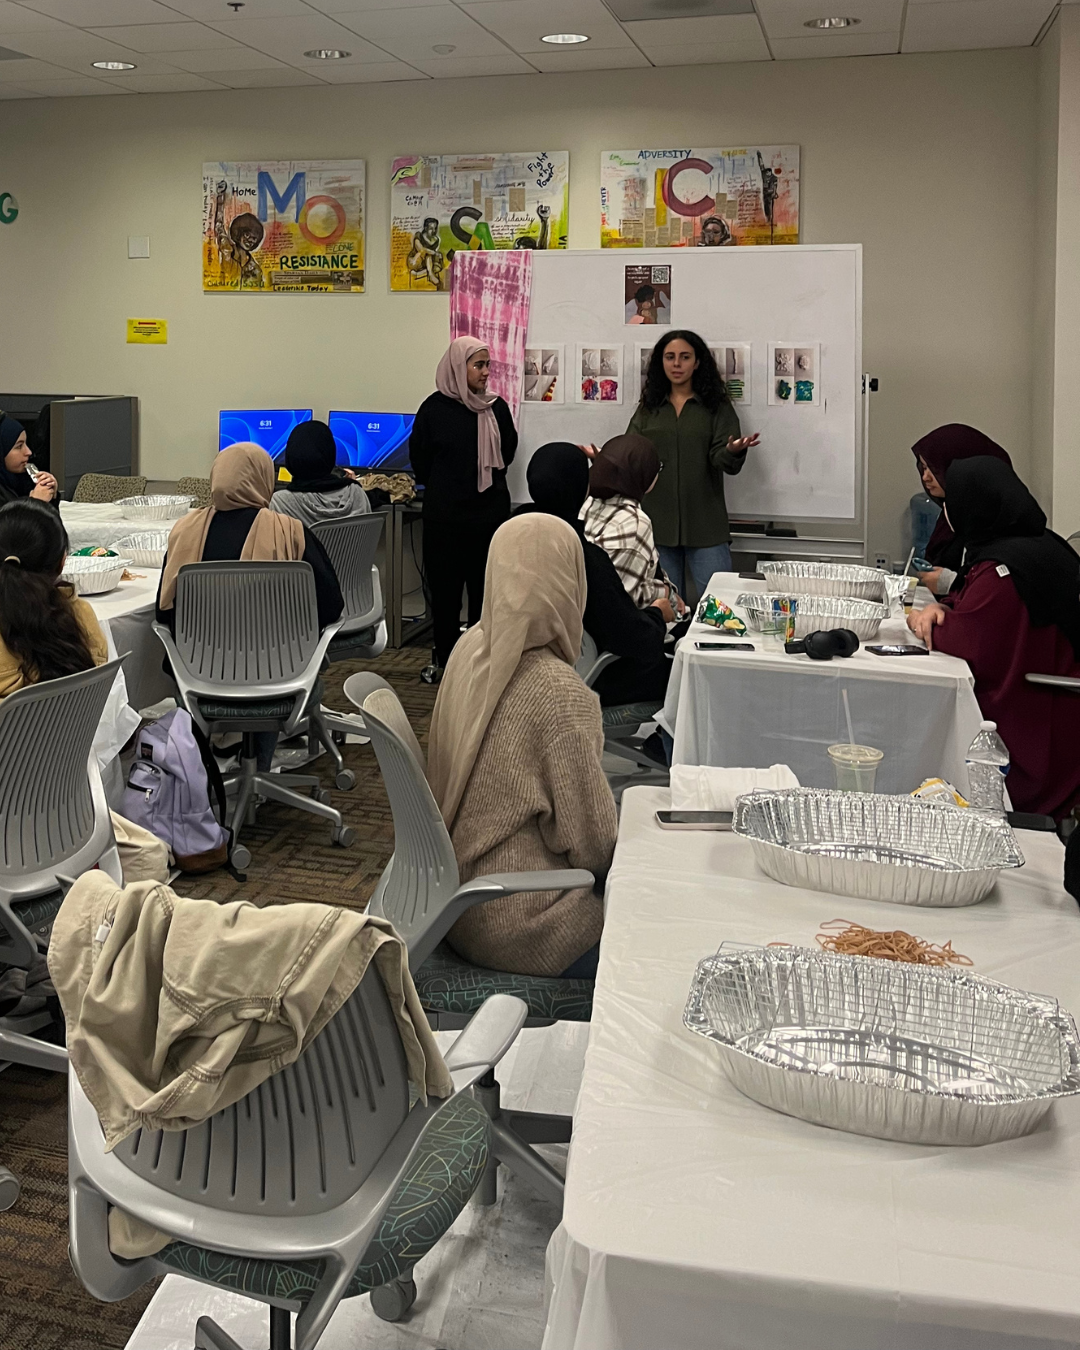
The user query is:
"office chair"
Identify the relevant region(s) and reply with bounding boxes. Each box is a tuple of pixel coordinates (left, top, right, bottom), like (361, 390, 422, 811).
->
(177, 475, 212, 510)
(71, 473, 147, 504)
(576, 633, 670, 795)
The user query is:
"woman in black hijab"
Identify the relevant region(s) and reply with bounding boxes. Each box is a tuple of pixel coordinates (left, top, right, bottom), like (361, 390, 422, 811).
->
(522, 442, 672, 708)
(0, 414, 58, 507)
(908, 456, 1080, 818)
(269, 420, 370, 529)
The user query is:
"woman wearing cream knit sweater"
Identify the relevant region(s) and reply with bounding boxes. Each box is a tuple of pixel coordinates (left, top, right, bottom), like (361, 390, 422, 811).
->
(427, 514, 617, 979)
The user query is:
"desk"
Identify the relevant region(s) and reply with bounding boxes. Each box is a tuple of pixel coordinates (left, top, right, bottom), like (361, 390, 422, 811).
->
(544, 786, 1080, 1350)
(661, 572, 984, 795)
(86, 568, 172, 713)
(380, 502, 431, 649)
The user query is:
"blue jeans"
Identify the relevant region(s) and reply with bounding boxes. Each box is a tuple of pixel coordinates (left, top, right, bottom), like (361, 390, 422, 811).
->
(658, 544, 732, 605)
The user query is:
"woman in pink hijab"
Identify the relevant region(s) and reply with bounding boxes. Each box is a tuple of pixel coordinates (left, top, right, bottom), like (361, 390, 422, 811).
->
(409, 336, 518, 679)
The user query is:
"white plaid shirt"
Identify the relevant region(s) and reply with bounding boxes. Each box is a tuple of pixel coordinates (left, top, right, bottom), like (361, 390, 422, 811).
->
(581, 494, 674, 608)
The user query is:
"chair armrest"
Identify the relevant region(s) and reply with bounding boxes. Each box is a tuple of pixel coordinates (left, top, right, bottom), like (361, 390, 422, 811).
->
(579, 651, 620, 688)
(443, 994, 528, 1081)
(453, 869, 594, 901)
(1026, 674, 1080, 692)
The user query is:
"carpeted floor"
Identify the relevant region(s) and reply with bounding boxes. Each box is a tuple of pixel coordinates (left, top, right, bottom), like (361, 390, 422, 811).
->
(0, 645, 436, 1350)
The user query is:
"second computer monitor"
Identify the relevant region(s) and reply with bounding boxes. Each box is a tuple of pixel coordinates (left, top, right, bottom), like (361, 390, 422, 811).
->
(219, 408, 312, 460)
(328, 411, 414, 475)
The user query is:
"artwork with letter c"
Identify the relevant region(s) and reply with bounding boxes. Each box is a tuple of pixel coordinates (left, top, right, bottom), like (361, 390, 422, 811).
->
(201, 160, 365, 293)
(390, 151, 568, 292)
(600, 147, 799, 248)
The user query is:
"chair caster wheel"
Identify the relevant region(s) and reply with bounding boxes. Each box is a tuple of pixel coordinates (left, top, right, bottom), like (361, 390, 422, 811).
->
(335, 769, 356, 791)
(420, 664, 443, 685)
(0, 1168, 20, 1212)
(315, 789, 332, 806)
(231, 845, 252, 870)
(331, 825, 357, 848)
(370, 1276, 417, 1323)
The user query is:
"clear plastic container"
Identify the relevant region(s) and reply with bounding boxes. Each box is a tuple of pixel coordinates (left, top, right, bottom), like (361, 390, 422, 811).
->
(828, 743, 883, 792)
(965, 720, 1009, 815)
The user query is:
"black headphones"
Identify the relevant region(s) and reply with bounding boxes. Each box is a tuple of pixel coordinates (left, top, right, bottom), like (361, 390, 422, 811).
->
(784, 628, 861, 660)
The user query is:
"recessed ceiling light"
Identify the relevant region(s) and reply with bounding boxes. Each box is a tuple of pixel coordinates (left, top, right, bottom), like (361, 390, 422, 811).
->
(304, 48, 351, 59)
(803, 16, 859, 28)
(432, 43, 456, 54)
(93, 59, 136, 70)
(541, 32, 589, 44)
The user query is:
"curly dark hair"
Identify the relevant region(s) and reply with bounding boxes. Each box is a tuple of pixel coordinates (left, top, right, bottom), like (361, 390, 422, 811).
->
(640, 330, 727, 413)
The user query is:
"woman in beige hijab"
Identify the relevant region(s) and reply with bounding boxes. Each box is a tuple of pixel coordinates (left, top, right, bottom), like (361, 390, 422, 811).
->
(428, 513, 616, 979)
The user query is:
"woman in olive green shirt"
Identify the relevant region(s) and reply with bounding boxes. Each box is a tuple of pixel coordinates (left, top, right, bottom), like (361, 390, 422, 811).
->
(627, 330, 759, 600)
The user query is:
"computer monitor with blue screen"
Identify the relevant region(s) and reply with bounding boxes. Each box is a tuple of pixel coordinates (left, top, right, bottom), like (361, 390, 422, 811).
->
(218, 408, 312, 460)
(328, 411, 415, 476)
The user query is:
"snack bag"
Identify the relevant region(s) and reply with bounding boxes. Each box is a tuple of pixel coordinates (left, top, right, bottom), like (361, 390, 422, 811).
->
(73, 546, 116, 558)
(911, 778, 970, 808)
(696, 595, 748, 636)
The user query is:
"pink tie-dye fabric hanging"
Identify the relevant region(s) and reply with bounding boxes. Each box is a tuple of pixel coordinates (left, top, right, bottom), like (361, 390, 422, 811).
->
(449, 249, 533, 424)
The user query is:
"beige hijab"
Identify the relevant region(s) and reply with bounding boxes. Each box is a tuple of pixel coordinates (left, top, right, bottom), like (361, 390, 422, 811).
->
(427, 513, 586, 830)
(436, 336, 504, 493)
(159, 443, 305, 610)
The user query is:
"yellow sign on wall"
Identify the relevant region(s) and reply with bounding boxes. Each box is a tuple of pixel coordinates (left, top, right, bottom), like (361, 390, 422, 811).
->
(127, 318, 167, 344)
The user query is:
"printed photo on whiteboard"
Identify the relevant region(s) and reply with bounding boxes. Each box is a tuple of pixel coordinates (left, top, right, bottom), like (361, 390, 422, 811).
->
(624, 264, 672, 325)
(635, 342, 656, 400)
(523, 345, 564, 403)
(709, 342, 752, 404)
(578, 345, 623, 404)
(768, 343, 819, 405)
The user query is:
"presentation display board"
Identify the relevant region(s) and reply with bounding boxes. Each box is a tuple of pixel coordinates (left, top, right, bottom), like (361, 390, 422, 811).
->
(513, 246, 862, 524)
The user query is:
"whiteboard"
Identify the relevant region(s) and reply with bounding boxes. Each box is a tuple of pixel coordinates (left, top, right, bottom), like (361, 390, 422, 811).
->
(512, 245, 862, 523)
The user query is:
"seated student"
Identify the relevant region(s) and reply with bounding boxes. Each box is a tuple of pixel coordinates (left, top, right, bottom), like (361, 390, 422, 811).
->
(908, 457, 1080, 819)
(911, 423, 1012, 596)
(156, 443, 343, 772)
(268, 419, 371, 528)
(519, 441, 672, 707)
(427, 514, 617, 980)
(582, 433, 683, 612)
(0, 414, 59, 508)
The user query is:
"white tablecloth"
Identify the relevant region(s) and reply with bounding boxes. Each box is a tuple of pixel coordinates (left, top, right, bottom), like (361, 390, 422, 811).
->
(86, 568, 172, 713)
(544, 786, 1080, 1350)
(661, 573, 985, 796)
(59, 501, 140, 551)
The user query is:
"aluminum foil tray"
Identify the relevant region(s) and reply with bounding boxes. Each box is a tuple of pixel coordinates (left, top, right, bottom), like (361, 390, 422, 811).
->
(60, 555, 131, 595)
(116, 494, 193, 521)
(759, 560, 890, 602)
(737, 592, 889, 641)
(684, 947, 1080, 1145)
(733, 789, 1024, 907)
(112, 530, 170, 567)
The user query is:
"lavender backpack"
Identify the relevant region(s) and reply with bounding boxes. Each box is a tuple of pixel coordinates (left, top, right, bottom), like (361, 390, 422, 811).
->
(122, 709, 230, 873)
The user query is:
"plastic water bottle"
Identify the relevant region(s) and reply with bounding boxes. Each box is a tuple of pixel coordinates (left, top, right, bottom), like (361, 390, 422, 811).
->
(909, 491, 942, 558)
(965, 721, 1009, 814)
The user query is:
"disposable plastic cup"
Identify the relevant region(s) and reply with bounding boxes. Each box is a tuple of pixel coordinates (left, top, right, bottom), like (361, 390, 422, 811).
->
(828, 743, 884, 792)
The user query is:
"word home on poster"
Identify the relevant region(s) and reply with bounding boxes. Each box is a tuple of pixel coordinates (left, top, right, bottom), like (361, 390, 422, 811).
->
(523, 345, 565, 404)
(390, 151, 569, 293)
(578, 345, 624, 404)
(769, 343, 820, 406)
(709, 343, 752, 404)
(624, 264, 672, 324)
(202, 161, 365, 293)
(601, 147, 799, 249)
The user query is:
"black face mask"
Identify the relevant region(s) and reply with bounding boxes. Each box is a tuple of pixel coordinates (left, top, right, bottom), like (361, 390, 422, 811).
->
(784, 628, 860, 660)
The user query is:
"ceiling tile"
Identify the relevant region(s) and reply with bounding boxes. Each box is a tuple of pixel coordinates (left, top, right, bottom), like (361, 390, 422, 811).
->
(0, 55, 95, 80)
(644, 36, 771, 62)
(608, 0, 756, 17)
(769, 31, 901, 58)
(0, 83, 42, 96)
(308, 56, 428, 79)
(19, 73, 136, 93)
(310, 0, 453, 11)
(86, 21, 242, 51)
(0, 3, 69, 32)
(163, 44, 285, 69)
(338, 6, 511, 60)
(206, 14, 391, 62)
(460, 0, 637, 53)
(408, 50, 534, 75)
(755, 0, 904, 41)
(161, 0, 314, 16)
(207, 64, 327, 84)
(528, 46, 651, 71)
(103, 68, 226, 88)
(17, 0, 187, 23)
(3, 30, 184, 68)
(902, 0, 1055, 51)
(623, 12, 762, 43)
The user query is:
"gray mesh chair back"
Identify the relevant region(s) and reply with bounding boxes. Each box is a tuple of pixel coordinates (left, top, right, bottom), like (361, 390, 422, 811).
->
(0, 659, 123, 965)
(311, 515, 384, 633)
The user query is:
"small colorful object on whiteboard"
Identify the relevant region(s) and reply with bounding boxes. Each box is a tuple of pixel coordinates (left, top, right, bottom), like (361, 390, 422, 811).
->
(769, 343, 819, 406)
(523, 345, 565, 404)
(600, 147, 799, 248)
(624, 264, 672, 325)
(709, 342, 752, 404)
(578, 345, 624, 405)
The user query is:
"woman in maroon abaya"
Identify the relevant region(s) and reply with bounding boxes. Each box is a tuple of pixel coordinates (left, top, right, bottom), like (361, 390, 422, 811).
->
(911, 423, 1012, 596)
(908, 457, 1080, 820)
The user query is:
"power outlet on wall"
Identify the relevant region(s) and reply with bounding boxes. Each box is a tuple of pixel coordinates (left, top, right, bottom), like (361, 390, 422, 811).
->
(873, 554, 889, 570)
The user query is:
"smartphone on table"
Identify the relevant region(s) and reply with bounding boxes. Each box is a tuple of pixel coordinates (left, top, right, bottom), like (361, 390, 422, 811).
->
(866, 644, 930, 657)
(695, 642, 755, 652)
(655, 810, 734, 830)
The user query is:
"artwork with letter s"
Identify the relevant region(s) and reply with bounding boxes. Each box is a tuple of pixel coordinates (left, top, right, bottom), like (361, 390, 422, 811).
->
(600, 147, 799, 248)
(390, 151, 568, 292)
(202, 160, 365, 293)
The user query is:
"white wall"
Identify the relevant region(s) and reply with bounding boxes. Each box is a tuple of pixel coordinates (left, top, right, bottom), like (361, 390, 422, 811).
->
(0, 47, 1037, 561)
(1032, 10, 1060, 516)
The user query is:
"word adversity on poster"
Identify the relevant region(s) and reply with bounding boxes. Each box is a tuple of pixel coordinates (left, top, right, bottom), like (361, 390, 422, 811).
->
(769, 343, 820, 406)
(390, 150, 569, 292)
(600, 147, 799, 248)
(202, 160, 366, 293)
(624, 264, 672, 325)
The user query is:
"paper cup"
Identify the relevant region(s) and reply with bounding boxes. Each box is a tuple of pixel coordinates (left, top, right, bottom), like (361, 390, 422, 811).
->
(828, 743, 884, 793)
